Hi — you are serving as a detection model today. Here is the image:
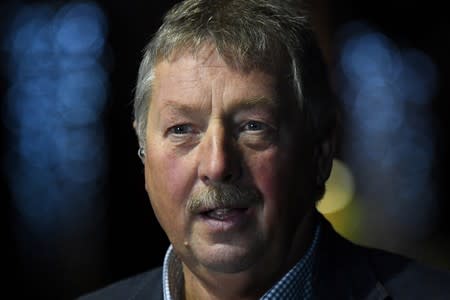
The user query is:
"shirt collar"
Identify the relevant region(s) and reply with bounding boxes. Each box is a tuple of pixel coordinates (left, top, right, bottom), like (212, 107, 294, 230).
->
(162, 223, 321, 300)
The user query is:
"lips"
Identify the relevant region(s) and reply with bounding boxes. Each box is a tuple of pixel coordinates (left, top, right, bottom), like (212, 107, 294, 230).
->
(204, 208, 248, 221)
(187, 184, 261, 228)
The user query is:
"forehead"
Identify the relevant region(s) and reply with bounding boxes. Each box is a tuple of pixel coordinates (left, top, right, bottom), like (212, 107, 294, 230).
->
(151, 46, 280, 109)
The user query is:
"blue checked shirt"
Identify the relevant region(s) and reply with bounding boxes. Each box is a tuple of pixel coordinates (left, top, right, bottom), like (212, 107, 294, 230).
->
(162, 223, 321, 299)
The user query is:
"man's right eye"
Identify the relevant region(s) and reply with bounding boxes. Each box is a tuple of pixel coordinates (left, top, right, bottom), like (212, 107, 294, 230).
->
(168, 124, 193, 135)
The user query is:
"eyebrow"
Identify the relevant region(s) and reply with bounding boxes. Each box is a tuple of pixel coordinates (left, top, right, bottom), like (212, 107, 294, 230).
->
(159, 100, 204, 116)
(231, 96, 278, 110)
(227, 96, 279, 116)
(159, 96, 278, 116)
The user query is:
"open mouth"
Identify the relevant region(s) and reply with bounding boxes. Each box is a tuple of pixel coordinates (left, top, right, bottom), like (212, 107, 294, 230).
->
(201, 207, 249, 221)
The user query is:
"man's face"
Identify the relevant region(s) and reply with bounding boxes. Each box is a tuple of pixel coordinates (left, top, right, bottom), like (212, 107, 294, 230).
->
(144, 45, 316, 276)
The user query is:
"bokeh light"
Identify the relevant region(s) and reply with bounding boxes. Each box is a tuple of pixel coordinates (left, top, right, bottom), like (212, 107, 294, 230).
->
(2, 1, 108, 234)
(0, 1, 109, 299)
(1, 2, 110, 298)
(334, 21, 438, 246)
(317, 159, 355, 214)
(54, 2, 107, 55)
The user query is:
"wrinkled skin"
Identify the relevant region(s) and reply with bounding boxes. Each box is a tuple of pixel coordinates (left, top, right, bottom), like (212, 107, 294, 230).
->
(142, 45, 331, 299)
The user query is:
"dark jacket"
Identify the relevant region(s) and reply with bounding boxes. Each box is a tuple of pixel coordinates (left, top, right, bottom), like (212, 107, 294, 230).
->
(78, 216, 450, 299)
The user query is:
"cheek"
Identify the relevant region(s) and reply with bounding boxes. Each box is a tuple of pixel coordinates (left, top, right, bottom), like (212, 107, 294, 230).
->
(144, 148, 194, 231)
(248, 148, 298, 227)
(147, 145, 190, 191)
(248, 150, 284, 208)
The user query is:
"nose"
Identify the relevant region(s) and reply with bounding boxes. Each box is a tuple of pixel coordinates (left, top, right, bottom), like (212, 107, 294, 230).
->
(197, 122, 241, 185)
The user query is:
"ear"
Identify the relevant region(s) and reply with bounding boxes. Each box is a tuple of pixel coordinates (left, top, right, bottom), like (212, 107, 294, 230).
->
(315, 132, 335, 185)
(138, 147, 146, 163)
(133, 121, 146, 163)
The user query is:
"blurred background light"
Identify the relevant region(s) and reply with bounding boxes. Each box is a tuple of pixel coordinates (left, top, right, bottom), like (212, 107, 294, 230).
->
(334, 21, 438, 249)
(54, 2, 107, 55)
(57, 68, 107, 125)
(399, 50, 438, 104)
(1, 1, 110, 298)
(340, 31, 402, 88)
(2, 0, 108, 230)
(317, 159, 355, 214)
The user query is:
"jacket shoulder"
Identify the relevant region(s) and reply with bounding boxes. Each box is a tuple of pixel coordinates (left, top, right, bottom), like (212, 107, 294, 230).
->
(316, 215, 450, 299)
(365, 247, 450, 299)
(77, 267, 163, 300)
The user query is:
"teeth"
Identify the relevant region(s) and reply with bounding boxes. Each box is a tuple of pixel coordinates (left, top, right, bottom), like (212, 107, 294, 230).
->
(207, 208, 231, 220)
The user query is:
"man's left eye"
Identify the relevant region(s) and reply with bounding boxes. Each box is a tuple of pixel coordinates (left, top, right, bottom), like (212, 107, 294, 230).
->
(242, 121, 268, 131)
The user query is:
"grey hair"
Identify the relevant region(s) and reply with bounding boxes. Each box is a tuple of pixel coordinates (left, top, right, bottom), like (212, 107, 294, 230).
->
(134, 0, 336, 148)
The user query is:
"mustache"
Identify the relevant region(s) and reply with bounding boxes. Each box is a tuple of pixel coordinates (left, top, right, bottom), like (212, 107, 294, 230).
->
(187, 184, 262, 214)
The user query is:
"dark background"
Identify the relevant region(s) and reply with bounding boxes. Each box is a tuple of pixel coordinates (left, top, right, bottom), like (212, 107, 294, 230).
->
(1, 0, 449, 299)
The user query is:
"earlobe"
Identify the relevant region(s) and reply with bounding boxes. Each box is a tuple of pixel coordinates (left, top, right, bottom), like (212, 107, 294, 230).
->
(134, 121, 146, 163)
(138, 147, 146, 162)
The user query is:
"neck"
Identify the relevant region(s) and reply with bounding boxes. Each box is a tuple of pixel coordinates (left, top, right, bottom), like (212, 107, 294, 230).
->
(182, 209, 317, 300)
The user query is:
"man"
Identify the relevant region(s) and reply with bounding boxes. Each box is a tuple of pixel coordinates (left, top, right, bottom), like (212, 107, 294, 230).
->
(80, 0, 450, 299)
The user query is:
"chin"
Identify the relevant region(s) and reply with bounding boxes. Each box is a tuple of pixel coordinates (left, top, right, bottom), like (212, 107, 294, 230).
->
(191, 240, 265, 274)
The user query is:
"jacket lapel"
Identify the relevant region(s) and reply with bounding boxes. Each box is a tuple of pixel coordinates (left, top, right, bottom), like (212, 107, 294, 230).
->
(313, 214, 391, 300)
